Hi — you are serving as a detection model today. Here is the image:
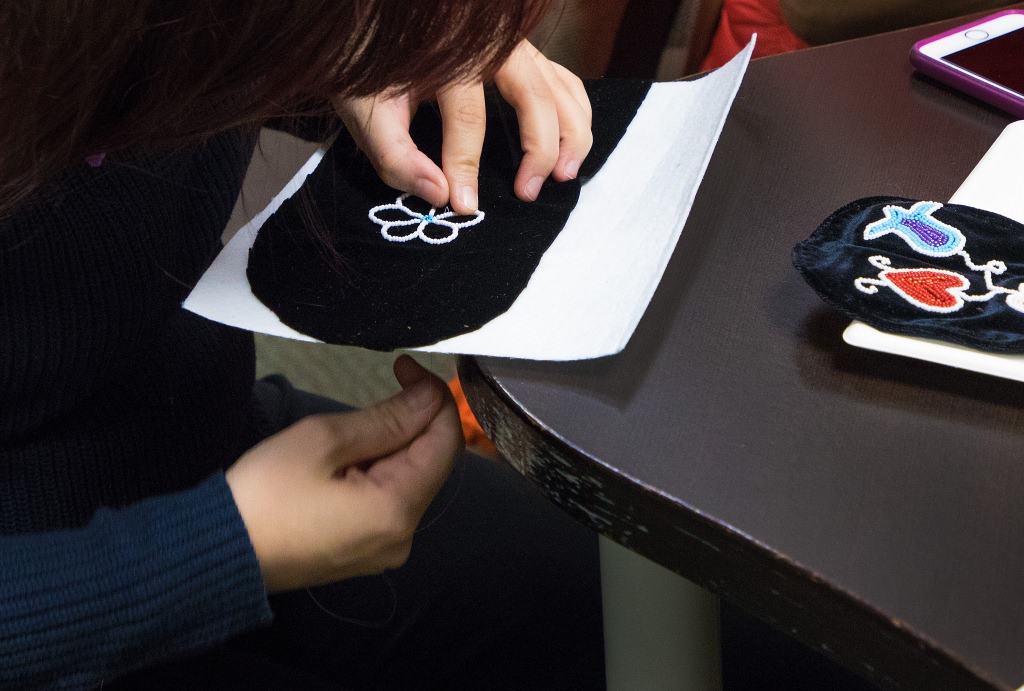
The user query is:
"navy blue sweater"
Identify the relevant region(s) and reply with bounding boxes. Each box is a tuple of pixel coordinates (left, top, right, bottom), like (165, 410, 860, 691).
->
(0, 130, 273, 688)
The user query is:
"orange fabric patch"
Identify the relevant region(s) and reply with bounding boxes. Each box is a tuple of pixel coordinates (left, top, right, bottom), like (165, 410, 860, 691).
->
(449, 376, 498, 455)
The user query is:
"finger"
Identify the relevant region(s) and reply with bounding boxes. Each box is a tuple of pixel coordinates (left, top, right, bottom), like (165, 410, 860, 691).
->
(547, 62, 594, 182)
(405, 383, 463, 477)
(437, 81, 486, 214)
(392, 354, 462, 465)
(333, 93, 449, 207)
(372, 356, 463, 503)
(495, 44, 560, 201)
(393, 356, 462, 460)
(317, 363, 446, 473)
(392, 353, 434, 392)
(552, 60, 592, 120)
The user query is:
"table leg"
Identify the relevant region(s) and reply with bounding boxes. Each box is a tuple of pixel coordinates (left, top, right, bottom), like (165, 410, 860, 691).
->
(600, 536, 722, 690)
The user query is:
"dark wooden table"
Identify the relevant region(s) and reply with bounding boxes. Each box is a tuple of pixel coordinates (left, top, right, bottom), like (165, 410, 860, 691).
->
(460, 11, 1024, 691)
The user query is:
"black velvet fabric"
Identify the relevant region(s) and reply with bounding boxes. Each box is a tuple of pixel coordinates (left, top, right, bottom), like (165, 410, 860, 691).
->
(247, 80, 651, 350)
(793, 196, 1024, 353)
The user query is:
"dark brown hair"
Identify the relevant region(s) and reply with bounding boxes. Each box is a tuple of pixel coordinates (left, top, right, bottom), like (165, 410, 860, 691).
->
(0, 0, 550, 215)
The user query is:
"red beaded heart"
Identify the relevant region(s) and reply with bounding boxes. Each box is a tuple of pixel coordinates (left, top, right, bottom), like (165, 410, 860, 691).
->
(884, 269, 968, 311)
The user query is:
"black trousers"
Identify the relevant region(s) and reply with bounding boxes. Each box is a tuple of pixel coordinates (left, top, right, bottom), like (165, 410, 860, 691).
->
(112, 376, 606, 690)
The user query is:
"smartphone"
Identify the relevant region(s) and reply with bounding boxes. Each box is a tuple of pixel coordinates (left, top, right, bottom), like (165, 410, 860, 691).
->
(910, 9, 1024, 117)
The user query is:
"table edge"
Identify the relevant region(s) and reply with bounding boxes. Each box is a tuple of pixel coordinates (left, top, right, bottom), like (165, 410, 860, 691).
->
(458, 355, 1008, 691)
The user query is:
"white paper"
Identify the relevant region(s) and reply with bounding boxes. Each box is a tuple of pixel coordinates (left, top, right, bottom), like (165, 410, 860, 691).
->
(185, 136, 329, 342)
(184, 40, 755, 359)
(842, 120, 1024, 381)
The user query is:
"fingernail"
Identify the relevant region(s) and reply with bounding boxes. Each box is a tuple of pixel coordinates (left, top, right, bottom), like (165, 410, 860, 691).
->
(524, 176, 544, 201)
(458, 186, 478, 213)
(404, 378, 436, 410)
(564, 160, 580, 180)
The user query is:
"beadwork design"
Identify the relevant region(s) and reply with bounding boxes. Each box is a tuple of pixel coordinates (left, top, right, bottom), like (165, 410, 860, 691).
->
(855, 258, 971, 313)
(855, 203, 1024, 315)
(863, 201, 965, 257)
(368, 194, 485, 245)
(855, 255, 1024, 314)
(793, 197, 1024, 353)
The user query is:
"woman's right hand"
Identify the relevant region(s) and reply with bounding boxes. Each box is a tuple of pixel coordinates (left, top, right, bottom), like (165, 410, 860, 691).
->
(333, 39, 592, 216)
(225, 355, 463, 593)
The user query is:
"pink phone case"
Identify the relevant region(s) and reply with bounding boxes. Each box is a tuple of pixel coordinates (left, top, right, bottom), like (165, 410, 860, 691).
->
(910, 9, 1024, 117)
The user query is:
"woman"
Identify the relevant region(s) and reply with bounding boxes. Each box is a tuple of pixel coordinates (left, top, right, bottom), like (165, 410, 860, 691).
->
(0, 1, 601, 688)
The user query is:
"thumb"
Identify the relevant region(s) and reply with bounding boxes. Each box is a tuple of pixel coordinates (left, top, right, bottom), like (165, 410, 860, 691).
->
(438, 80, 486, 215)
(320, 358, 445, 473)
(333, 92, 450, 208)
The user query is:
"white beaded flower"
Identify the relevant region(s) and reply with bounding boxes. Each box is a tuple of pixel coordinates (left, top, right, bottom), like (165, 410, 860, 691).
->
(368, 194, 485, 245)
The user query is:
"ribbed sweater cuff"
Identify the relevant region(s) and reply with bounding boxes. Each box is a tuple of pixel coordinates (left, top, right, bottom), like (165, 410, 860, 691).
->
(0, 473, 273, 688)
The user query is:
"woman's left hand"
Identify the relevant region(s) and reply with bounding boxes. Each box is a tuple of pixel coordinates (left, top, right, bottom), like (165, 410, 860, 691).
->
(332, 40, 593, 216)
